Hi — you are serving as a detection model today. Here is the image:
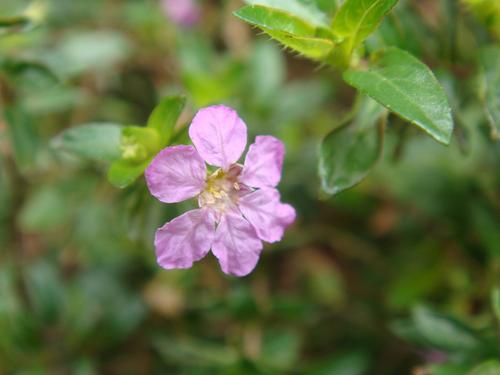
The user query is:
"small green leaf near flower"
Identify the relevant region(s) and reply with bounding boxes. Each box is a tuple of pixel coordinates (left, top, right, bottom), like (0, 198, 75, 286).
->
(52, 122, 122, 163)
(147, 95, 186, 146)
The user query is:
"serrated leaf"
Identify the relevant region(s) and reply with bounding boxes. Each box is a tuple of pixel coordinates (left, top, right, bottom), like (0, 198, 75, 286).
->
(52, 123, 122, 163)
(479, 45, 500, 140)
(319, 97, 386, 194)
(332, 0, 399, 59)
(244, 0, 329, 27)
(234, 5, 335, 61)
(147, 95, 186, 146)
(344, 48, 453, 144)
(412, 306, 481, 352)
(266, 31, 335, 60)
(107, 159, 151, 188)
(236, 5, 324, 36)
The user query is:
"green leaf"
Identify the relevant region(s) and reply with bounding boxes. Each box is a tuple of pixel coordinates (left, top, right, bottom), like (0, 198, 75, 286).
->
(312, 0, 340, 16)
(244, 0, 330, 27)
(344, 48, 453, 144)
(266, 32, 335, 60)
(3, 105, 38, 171)
(147, 95, 186, 146)
(412, 306, 481, 352)
(107, 159, 151, 188)
(331, 0, 399, 60)
(236, 5, 325, 36)
(52, 123, 122, 163)
(492, 288, 500, 322)
(479, 45, 500, 140)
(234, 5, 335, 61)
(320, 97, 386, 194)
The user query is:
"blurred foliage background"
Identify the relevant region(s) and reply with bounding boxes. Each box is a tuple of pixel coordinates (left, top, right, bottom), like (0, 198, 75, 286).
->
(0, 0, 499, 374)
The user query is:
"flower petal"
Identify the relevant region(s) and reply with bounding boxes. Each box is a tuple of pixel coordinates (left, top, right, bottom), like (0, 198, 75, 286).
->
(240, 136, 285, 188)
(145, 145, 206, 203)
(161, 0, 200, 27)
(238, 188, 296, 243)
(189, 105, 247, 170)
(211, 211, 263, 276)
(155, 209, 215, 269)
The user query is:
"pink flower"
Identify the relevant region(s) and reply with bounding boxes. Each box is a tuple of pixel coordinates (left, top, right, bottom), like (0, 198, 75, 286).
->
(145, 105, 296, 277)
(161, 0, 200, 28)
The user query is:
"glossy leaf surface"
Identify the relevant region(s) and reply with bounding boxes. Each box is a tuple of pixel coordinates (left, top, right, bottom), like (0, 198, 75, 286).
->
(344, 48, 453, 144)
(320, 97, 386, 194)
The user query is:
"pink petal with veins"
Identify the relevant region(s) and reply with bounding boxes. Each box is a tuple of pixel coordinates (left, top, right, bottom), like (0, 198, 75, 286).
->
(189, 105, 247, 170)
(238, 188, 296, 243)
(240, 136, 285, 188)
(155, 208, 215, 269)
(211, 210, 262, 276)
(145, 145, 206, 203)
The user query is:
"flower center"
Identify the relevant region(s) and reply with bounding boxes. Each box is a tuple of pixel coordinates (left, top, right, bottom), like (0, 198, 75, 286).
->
(121, 136, 148, 161)
(198, 165, 242, 213)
